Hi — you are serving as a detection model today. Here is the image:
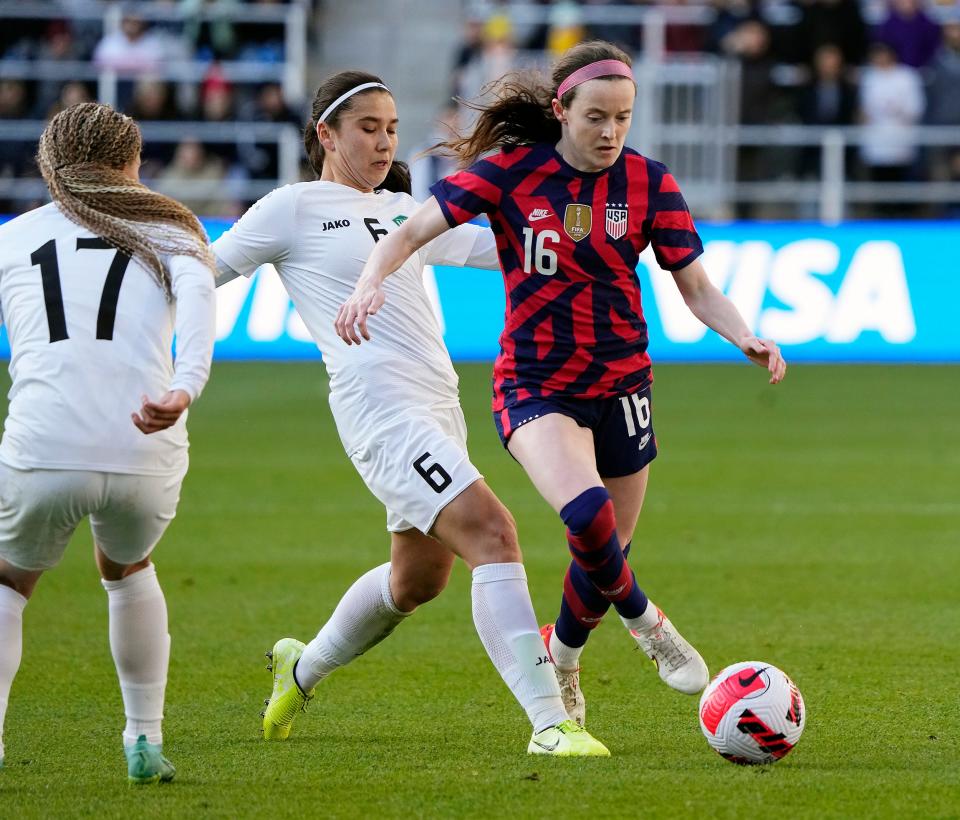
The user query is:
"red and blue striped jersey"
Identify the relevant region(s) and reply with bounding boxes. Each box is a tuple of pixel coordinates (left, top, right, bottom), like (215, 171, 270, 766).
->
(430, 143, 703, 411)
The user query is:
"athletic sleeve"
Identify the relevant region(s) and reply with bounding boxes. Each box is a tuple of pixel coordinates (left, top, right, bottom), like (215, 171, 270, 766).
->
(429, 156, 506, 227)
(167, 255, 215, 402)
(211, 185, 296, 276)
(423, 223, 499, 270)
(647, 163, 704, 272)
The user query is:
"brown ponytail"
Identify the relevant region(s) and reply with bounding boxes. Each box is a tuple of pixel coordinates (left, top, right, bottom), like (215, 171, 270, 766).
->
(36, 102, 214, 299)
(439, 40, 633, 167)
(303, 70, 411, 195)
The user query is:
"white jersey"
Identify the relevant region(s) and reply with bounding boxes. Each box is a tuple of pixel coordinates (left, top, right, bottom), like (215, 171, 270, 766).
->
(211, 181, 498, 451)
(0, 204, 215, 475)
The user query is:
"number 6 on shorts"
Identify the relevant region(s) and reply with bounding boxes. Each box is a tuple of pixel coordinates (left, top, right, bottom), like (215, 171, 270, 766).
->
(413, 452, 453, 493)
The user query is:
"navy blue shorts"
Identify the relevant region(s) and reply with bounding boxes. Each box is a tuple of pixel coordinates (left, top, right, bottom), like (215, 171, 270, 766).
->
(493, 385, 658, 478)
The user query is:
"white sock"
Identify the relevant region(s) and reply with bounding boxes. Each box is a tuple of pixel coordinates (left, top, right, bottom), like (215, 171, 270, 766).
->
(0, 585, 27, 761)
(101, 564, 169, 747)
(296, 563, 410, 692)
(548, 629, 584, 672)
(471, 562, 569, 734)
(620, 599, 660, 634)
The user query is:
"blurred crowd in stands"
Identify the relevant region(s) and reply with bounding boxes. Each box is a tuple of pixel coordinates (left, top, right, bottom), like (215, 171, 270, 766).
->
(2, 0, 959, 218)
(0, 0, 302, 215)
(451, 0, 960, 217)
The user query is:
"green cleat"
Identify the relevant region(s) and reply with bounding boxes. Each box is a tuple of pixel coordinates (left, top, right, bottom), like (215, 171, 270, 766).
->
(262, 637, 314, 740)
(527, 719, 611, 757)
(125, 735, 175, 785)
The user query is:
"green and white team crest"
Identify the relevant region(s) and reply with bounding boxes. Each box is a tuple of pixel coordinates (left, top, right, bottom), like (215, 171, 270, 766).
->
(392, 214, 408, 226)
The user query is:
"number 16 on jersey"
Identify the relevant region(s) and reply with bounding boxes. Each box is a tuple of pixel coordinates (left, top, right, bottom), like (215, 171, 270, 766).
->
(522, 228, 559, 276)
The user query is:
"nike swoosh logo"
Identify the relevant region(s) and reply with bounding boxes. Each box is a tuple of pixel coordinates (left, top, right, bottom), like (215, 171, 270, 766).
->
(532, 738, 560, 752)
(529, 214, 551, 221)
(738, 667, 768, 687)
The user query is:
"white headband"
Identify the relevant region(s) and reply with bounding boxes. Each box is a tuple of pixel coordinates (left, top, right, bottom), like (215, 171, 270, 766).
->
(316, 82, 390, 127)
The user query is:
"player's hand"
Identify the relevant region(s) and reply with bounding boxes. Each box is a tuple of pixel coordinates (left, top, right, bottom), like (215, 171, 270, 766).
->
(132, 389, 192, 434)
(738, 335, 786, 384)
(334, 276, 386, 345)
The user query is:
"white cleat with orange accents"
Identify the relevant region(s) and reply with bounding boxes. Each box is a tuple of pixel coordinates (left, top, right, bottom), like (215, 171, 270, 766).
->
(629, 605, 709, 695)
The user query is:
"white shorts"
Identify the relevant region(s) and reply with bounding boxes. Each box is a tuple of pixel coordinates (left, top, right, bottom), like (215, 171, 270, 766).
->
(0, 462, 186, 571)
(347, 406, 482, 533)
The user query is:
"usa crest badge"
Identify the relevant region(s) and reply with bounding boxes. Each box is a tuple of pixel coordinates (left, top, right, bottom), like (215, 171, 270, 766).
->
(563, 204, 592, 241)
(605, 204, 628, 240)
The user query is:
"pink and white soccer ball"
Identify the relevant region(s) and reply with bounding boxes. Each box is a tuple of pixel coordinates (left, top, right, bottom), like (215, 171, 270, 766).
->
(698, 661, 806, 765)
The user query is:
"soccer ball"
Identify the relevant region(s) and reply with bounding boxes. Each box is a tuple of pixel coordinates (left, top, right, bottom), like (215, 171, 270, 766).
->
(698, 661, 806, 765)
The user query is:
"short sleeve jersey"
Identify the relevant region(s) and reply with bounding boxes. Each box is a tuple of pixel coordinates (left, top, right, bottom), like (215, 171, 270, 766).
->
(430, 143, 703, 411)
(0, 204, 215, 475)
(211, 181, 498, 451)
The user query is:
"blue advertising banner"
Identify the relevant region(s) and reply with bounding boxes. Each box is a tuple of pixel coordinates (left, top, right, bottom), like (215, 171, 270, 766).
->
(2, 218, 957, 362)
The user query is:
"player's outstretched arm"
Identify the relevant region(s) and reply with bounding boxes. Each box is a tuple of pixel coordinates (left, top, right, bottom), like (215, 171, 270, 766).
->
(672, 258, 787, 384)
(335, 197, 450, 345)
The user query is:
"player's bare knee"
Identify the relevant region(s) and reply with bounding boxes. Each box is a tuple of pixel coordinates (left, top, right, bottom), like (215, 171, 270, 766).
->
(476, 506, 522, 564)
(95, 545, 152, 582)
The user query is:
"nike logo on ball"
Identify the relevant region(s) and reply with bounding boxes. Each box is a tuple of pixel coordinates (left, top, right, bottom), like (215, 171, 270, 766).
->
(738, 667, 768, 687)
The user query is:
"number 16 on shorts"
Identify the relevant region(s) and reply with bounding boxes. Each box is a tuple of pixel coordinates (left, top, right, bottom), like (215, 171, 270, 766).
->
(620, 392, 651, 444)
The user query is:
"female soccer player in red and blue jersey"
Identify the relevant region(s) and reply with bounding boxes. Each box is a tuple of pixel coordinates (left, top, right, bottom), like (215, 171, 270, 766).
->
(336, 41, 786, 729)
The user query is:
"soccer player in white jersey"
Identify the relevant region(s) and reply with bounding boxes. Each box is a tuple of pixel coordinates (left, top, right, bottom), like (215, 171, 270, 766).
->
(0, 103, 216, 784)
(212, 71, 608, 756)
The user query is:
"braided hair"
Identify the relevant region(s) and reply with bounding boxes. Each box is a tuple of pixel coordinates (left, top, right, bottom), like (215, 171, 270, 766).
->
(36, 102, 215, 298)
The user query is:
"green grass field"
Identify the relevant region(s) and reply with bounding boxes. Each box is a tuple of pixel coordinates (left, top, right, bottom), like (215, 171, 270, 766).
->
(1, 362, 957, 818)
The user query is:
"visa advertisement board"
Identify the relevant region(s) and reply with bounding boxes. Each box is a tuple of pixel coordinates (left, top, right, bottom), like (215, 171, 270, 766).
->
(1, 219, 956, 362)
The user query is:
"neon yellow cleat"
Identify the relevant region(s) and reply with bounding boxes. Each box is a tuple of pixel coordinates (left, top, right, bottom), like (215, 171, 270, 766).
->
(527, 719, 611, 757)
(125, 735, 175, 785)
(262, 638, 314, 740)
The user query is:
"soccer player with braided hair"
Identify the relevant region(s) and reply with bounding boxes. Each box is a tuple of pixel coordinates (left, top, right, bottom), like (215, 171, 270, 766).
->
(0, 102, 215, 783)
(338, 41, 786, 731)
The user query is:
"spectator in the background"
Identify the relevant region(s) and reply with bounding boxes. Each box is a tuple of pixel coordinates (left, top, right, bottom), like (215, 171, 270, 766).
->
(0, 80, 30, 123)
(925, 19, 960, 126)
(796, 44, 858, 178)
(451, 16, 485, 98)
(182, 0, 239, 60)
(407, 101, 462, 202)
(0, 80, 33, 190)
(31, 22, 85, 118)
(875, 0, 942, 69)
(157, 138, 232, 216)
(92, 14, 165, 73)
(546, 1, 586, 58)
(925, 18, 960, 203)
(706, 0, 755, 55)
(722, 19, 782, 124)
(43, 81, 94, 121)
(239, 82, 301, 180)
(128, 79, 182, 176)
(129, 79, 182, 121)
(456, 14, 517, 108)
(796, 0, 869, 68)
(720, 18, 791, 216)
(858, 41, 925, 209)
(798, 44, 857, 128)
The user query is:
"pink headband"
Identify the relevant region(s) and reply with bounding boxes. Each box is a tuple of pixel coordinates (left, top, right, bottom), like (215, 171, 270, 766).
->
(556, 59, 634, 101)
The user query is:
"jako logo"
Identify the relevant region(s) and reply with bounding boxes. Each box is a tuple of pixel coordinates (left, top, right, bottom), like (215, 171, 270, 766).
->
(322, 219, 350, 231)
(643, 239, 916, 345)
